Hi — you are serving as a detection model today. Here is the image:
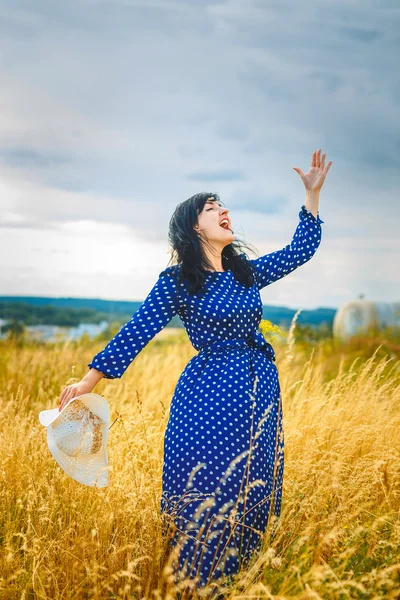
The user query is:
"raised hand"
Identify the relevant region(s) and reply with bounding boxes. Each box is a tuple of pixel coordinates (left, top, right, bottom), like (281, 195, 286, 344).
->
(293, 148, 333, 192)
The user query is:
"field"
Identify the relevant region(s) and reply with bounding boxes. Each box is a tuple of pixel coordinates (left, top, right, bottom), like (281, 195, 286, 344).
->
(1, 321, 399, 600)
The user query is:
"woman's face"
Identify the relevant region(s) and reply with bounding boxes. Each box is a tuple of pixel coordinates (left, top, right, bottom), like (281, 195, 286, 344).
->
(194, 198, 234, 247)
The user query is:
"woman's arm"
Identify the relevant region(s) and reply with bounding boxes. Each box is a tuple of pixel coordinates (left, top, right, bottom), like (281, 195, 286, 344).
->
(59, 265, 182, 410)
(87, 266, 181, 379)
(248, 194, 324, 290)
(303, 189, 321, 220)
(249, 148, 332, 291)
(81, 366, 105, 387)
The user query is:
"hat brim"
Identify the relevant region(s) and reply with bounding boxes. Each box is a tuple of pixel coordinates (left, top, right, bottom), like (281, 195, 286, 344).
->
(39, 393, 109, 427)
(47, 423, 110, 488)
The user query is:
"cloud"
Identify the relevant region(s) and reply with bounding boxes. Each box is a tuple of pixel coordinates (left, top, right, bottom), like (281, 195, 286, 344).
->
(0, 147, 70, 169)
(229, 191, 289, 215)
(0, 0, 399, 304)
(340, 26, 383, 43)
(185, 168, 247, 182)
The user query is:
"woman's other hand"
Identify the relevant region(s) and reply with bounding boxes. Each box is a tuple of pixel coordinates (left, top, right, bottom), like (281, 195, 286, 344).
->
(58, 368, 105, 412)
(58, 379, 95, 412)
(293, 148, 333, 192)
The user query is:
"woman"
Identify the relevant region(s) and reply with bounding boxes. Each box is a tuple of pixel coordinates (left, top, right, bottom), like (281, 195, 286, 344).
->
(59, 149, 332, 593)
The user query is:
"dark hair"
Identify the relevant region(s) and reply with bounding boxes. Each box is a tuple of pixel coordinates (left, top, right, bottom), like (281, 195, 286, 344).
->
(163, 192, 259, 295)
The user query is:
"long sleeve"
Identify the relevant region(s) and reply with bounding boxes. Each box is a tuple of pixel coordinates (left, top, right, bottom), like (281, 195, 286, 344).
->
(87, 266, 181, 379)
(248, 204, 324, 290)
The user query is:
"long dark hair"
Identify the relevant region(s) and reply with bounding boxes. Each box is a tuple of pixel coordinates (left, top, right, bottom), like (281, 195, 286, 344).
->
(164, 192, 259, 295)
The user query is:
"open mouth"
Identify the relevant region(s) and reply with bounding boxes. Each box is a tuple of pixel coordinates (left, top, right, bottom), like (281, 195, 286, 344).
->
(219, 219, 230, 230)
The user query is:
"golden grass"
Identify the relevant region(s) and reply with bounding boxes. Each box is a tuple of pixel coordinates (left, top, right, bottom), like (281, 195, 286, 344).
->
(0, 325, 399, 599)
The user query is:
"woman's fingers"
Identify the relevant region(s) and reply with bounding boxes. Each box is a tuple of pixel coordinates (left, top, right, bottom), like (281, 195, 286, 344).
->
(292, 166, 304, 177)
(64, 388, 75, 406)
(58, 381, 91, 412)
(59, 388, 68, 410)
(294, 149, 333, 192)
(59, 386, 75, 411)
(311, 148, 328, 169)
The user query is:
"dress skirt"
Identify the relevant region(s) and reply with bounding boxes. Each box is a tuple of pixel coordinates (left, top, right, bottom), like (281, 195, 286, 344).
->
(160, 334, 284, 590)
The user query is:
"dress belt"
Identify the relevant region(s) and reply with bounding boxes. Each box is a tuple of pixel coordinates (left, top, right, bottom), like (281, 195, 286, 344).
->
(198, 330, 276, 363)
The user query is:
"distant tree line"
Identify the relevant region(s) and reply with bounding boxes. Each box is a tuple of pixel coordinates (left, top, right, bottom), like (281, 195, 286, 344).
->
(0, 301, 184, 330)
(0, 301, 119, 328)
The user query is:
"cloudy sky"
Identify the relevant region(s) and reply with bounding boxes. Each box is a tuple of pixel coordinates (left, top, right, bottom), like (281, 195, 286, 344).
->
(0, 0, 399, 310)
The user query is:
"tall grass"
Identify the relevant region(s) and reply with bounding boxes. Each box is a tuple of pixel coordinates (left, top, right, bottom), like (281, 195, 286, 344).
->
(0, 324, 399, 599)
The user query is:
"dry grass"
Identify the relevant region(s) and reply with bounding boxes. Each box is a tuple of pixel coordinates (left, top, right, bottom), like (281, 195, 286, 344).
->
(0, 325, 399, 600)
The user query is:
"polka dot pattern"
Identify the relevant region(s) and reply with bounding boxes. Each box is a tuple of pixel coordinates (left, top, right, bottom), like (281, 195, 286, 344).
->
(87, 204, 323, 589)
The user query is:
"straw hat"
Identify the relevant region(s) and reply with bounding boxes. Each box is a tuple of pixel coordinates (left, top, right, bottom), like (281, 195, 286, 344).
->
(38, 393, 110, 488)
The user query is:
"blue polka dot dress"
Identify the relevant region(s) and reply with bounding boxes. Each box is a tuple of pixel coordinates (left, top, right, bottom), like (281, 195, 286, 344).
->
(88, 204, 324, 590)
